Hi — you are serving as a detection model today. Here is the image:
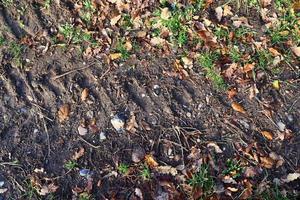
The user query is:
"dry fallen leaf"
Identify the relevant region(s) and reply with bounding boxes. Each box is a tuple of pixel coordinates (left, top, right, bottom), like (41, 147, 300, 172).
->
(260, 156, 274, 169)
(272, 80, 280, 90)
(161, 7, 171, 20)
(72, 147, 85, 160)
(228, 89, 237, 99)
(0, 188, 8, 194)
(261, 131, 273, 140)
(268, 48, 281, 56)
(227, 187, 238, 192)
(231, 102, 246, 114)
(58, 104, 70, 122)
(291, 46, 300, 57)
(223, 5, 233, 16)
(283, 173, 300, 183)
(156, 166, 178, 176)
(110, 14, 121, 26)
(207, 142, 223, 153)
(215, 7, 223, 22)
(145, 154, 159, 168)
(243, 63, 255, 73)
(260, 0, 272, 7)
(110, 53, 122, 60)
(150, 37, 166, 46)
(81, 88, 89, 101)
(38, 183, 58, 196)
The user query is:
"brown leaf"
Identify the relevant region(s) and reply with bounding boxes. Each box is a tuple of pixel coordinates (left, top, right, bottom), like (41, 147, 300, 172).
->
(195, 22, 218, 48)
(261, 131, 273, 140)
(126, 112, 138, 133)
(291, 46, 300, 57)
(145, 154, 158, 168)
(72, 147, 85, 160)
(227, 88, 237, 99)
(58, 104, 70, 122)
(231, 102, 246, 114)
(260, 156, 274, 169)
(260, 0, 272, 7)
(38, 183, 58, 196)
(244, 167, 257, 178)
(243, 63, 255, 73)
(81, 88, 89, 101)
(110, 14, 121, 26)
(268, 48, 281, 56)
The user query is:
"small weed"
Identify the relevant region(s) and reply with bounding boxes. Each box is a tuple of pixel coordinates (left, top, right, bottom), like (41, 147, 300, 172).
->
(1, 0, 14, 7)
(118, 163, 129, 175)
(222, 159, 243, 178)
(140, 165, 151, 180)
(43, 0, 51, 10)
(64, 160, 78, 170)
(188, 164, 214, 195)
(234, 26, 255, 41)
(275, 0, 292, 10)
(115, 39, 130, 60)
(229, 46, 241, 63)
(256, 49, 272, 70)
(79, 192, 91, 200)
(80, 0, 96, 23)
(198, 52, 226, 90)
(261, 184, 291, 200)
(0, 35, 5, 46)
(59, 23, 93, 44)
(214, 26, 229, 41)
(121, 14, 133, 29)
(23, 181, 40, 200)
(8, 41, 23, 66)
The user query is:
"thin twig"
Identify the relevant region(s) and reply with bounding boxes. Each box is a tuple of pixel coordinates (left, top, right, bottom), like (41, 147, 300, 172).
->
(51, 65, 92, 80)
(78, 137, 101, 148)
(173, 126, 185, 167)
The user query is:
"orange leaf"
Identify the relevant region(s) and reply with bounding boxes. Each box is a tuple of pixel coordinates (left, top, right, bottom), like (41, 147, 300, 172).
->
(260, 157, 274, 169)
(231, 102, 246, 113)
(81, 88, 89, 101)
(227, 88, 237, 99)
(243, 63, 255, 73)
(58, 104, 70, 122)
(268, 48, 281, 56)
(145, 154, 158, 169)
(261, 131, 273, 140)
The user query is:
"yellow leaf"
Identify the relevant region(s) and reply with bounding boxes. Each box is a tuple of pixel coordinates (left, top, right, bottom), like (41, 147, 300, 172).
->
(279, 30, 289, 36)
(81, 88, 89, 101)
(272, 80, 280, 90)
(261, 131, 273, 140)
(145, 154, 158, 168)
(58, 104, 70, 122)
(231, 102, 246, 113)
(110, 53, 122, 60)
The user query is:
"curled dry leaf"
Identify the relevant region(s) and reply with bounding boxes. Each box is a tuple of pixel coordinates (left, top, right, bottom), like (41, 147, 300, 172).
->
(243, 63, 255, 73)
(261, 131, 273, 140)
(268, 48, 281, 56)
(58, 104, 70, 122)
(110, 53, 122, 60)
(215, 7, 223, 22)
(260, 0, 272, 7)
(291, 46, 300, 57)
(207, 142, 223, 153)
(145, 154, 159, 168)
(81, 88, 89, 101)
(38, 183, 59, 196)
(260, 156, 274, 169)
(227, 88, 237, 99)
(231, 102, 246, 114)
(156, 166, 178, 176)
(283, 173, 300, 183)
(72, 147, 85, 160)
(110, 14, 121, 26)
(161, 8, 171, 20)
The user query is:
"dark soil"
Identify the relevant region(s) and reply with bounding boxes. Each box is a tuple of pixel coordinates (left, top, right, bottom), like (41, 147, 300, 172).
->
(0, 0, 299, 199)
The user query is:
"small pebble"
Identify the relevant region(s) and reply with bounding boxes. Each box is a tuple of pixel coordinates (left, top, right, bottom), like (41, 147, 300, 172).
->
(78, 125, 88, 136)
(0, 181, 4, 187)
(277, 121, 286, 132)
(111, 115, 125, 133)
(99, 132, 107, 140)
(79, 169, 92, 178)
(132, 147, 145, 163)
(153, 85, 161, 96)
